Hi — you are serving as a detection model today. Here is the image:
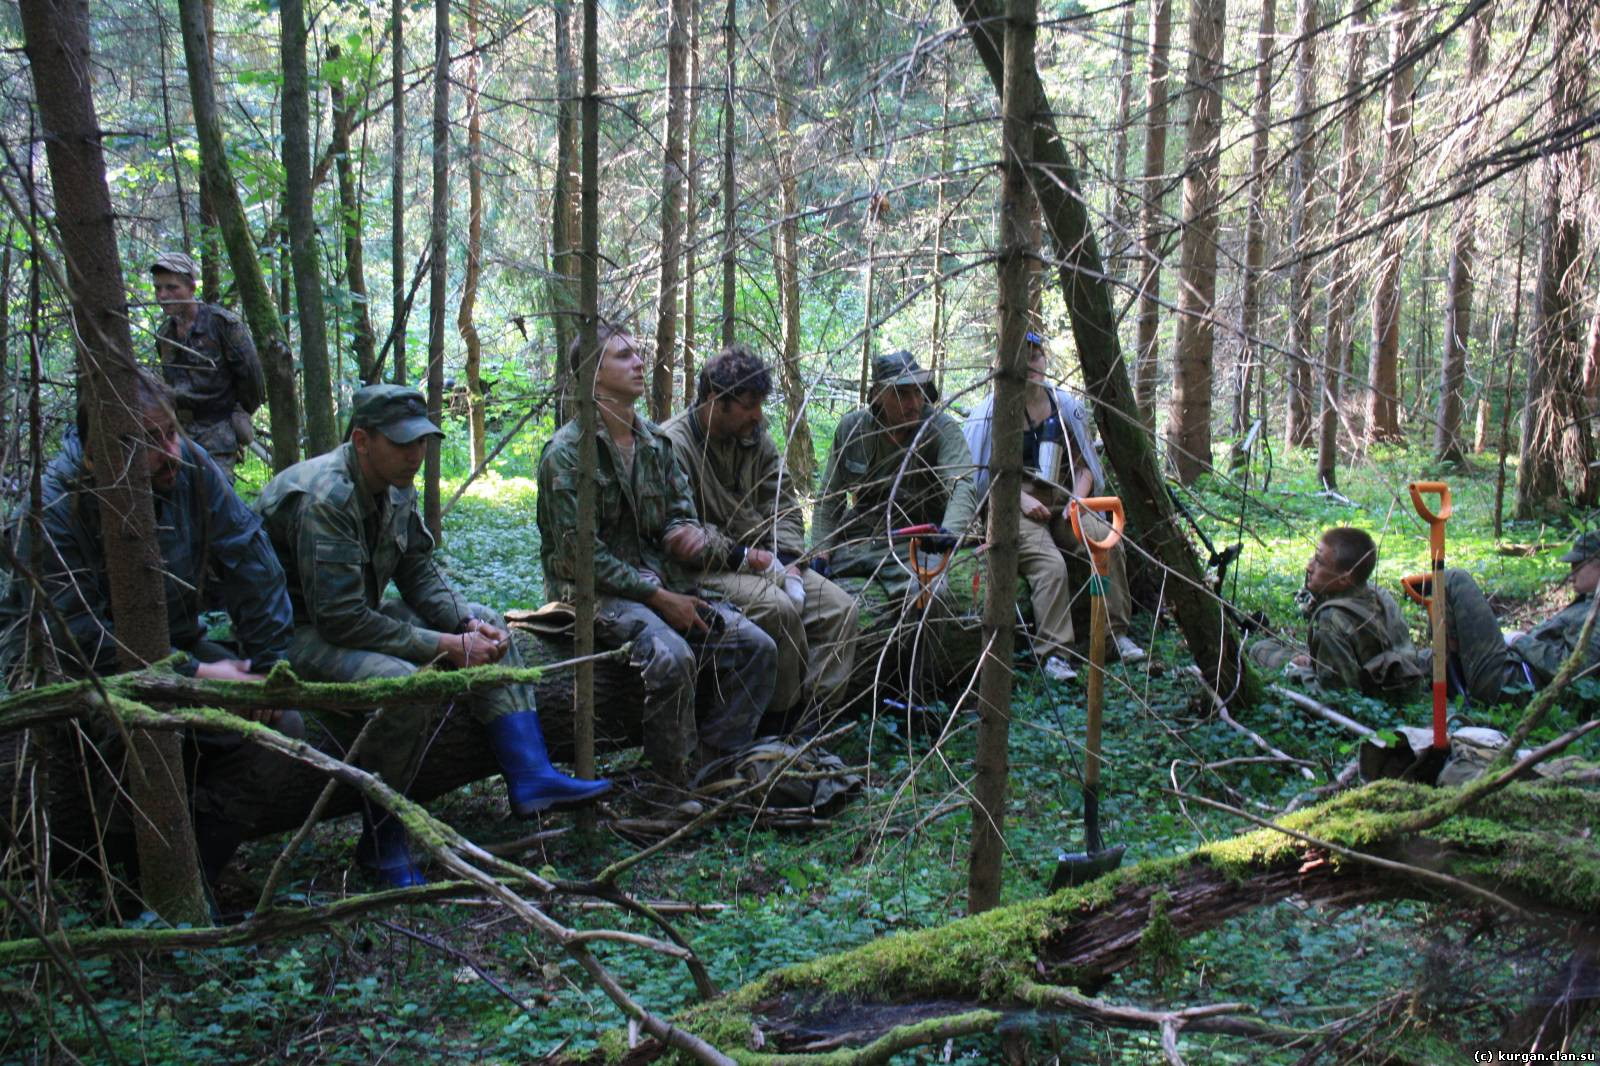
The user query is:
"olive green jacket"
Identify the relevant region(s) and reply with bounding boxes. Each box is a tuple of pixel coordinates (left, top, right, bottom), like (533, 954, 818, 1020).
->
(1307, 584, 1422, 698)
(1511, 595, 1600, 687)
(255, 442, 469, 662)
(660, 409, 807, 566)
(811, 405, 978, 560)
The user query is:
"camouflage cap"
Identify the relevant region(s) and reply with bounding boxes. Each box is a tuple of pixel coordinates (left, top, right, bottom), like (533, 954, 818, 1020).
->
(149, 251, 198, 280)
(1560, 530, 1600, 564)
(348, 384, 443, 444)
(871, 350, 933, 388)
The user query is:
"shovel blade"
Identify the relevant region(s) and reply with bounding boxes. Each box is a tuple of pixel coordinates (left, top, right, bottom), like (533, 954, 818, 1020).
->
(1049, 844, 1127, 891)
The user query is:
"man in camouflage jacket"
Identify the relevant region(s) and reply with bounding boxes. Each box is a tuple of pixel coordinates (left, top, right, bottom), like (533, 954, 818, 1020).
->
(151, 252, 265, 479)
(663, 345, 858, 718)
(258, 385, 607, 887)
(536, 326, 776, 785)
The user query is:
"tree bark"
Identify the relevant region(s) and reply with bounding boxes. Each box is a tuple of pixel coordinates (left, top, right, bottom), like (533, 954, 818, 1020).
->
(1107, 0, 1138, 281)
(197, 0, 222, 301)
(458, 0, 487, 468)
(575, 0, 602, 811)
(683, 2, 702, 411)
(176, 0, 300, 470)
(20, 0, 208, 923)
(968, 0, 1034, 916)
(329, 45, 379, 387)
(720, 0, 738, 348)
(954, 0, 1255, 707)
(282, 0, 338, 456)
(1132, 0, 1172, 430)
(1164, 0, 1226, 483)
(1364, 0, 1419, 445)
(1234, 0, 1274, 438)
(1284, 0, 1318, 449)
(767, 0, 814, 490)
(653, 0, 691, 423)
(425, 0, 449, 541)
(391, 0, 407, 385)
(551, 1, 581, 420)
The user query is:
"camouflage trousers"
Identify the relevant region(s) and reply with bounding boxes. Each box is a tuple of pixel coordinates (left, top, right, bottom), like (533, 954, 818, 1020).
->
(594, 596, 775, 784)
(1419, 568, 1521, 705)
(287, 600, 532, 790)
(701, 568, 859, 716)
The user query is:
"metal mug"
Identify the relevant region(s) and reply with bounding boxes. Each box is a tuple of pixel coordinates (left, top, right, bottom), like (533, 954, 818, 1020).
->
(1033, 440, 1065, 485)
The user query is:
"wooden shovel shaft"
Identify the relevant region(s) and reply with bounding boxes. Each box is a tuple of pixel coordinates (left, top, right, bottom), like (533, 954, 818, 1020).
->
(1085, 573, 1108, 789)
(1410, 482, 1451, 750)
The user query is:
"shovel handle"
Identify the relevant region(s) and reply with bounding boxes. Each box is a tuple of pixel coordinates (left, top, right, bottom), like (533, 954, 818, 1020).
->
(1400, 573, 1432, 607)
(1070, 497, 1125, 576)
(1408, 482, 1452, 560)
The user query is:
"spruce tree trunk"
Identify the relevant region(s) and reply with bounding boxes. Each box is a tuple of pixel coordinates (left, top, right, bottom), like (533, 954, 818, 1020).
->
(551, 2, 580, 419)
(1108, 0, 1137, 280)
(767, 0, 814, 490)
(282, 0, 337, 456)
(683, 2, 702, 409)
(197, 0, 221, 301)
(329, 46, 378, 386)
(574, 0, 602, 808)
(653, 0, 690, 423)
(1364, 0, 1418, 445)
(720, 0, 738, 348)
(176, 0, 300, 470)
(968, 0, 1034, 915)
(20, 0, 208, 923)
(1284, 0, 1318, 449)
(1235, 0, 1274, 438)
(931, 62, 954, 381)
(1133, 0, 1172, 430)
(391, 0, 407, 385)
(458, 0, 487, 468)
(425, 0, 449, 541)
(1164, 0, 1225, 484)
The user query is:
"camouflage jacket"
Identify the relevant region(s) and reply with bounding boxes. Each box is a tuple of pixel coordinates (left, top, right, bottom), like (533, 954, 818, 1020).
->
(1307, 584, 1422, 697)
(812, 405, 978, 558)
(537, 414, 712, 602)
(255, 442, 470, 661)
(660, 409, 807, 566)
(0, 430, 291, 680)
(1511, 595, 1600, 687)
(156, 303, 265, 422)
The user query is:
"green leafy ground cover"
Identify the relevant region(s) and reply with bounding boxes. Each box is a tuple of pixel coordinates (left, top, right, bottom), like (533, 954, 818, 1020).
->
(7, 442, 1598, 1063)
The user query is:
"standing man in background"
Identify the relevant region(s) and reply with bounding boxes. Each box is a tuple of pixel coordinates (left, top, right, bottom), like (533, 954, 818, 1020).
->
(151, 251, 265, 479)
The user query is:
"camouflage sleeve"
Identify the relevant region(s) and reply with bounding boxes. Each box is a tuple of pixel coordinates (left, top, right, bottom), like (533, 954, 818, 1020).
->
(1307, 609, 1365, 693)
(19, 494, 122, 675)
(223, 313, 266, 413)
(765, 440, 808, 559)
(1511, 600, 1600, 686)
(537, 439, 660, 601)
(664, 432, 739, 567)
(390, 507, 472, 635)
(192, 445, 292, 668)
(811, 420, 850, 553)
(935, 414, 979, 538)
(293, 495, 443, 661)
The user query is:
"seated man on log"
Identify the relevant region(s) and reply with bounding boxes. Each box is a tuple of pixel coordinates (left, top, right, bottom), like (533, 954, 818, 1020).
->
(256, 384, 609, 888)
(0, 371, 299, 887)
(1248, 527, 1425, 702)
(535, 324, 776, 787)
(962, 330, 1144, 683)
(662, 345, 858, 723)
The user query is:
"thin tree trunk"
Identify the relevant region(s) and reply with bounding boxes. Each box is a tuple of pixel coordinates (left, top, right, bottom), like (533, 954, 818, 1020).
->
(1133, 0, 1172, 430)
(198, 0, 221, 300)
(767, 0, 813, 489)
(20, 0, 207, 923)
(552, 1, 580, 420)
(1234, 0, 1275, 437)
(1284, 0, 1318, 449)
(1316, 1, 1370, 489)
(574, 0, 601, 822)
(969, 0, 1034, 916)
(654, 0, 691, 422)
(720, 0, 738, 347)
(391, 0, 406, 385)
(282, 0, 337, 456)
(1164, 0, 1225, 484)
(425, 0, 449, 540)
(458, 0, 486, 468)
(1495, 194, 1528, 538)
(176, 0, 300, 470)
(153, 0, 191, 252)
(955, 0, 1256, 707)
(1364, 0, 1418, 445)
(683, 0, 702, 410)
(931, 60, 953, 382)
(1108, 0, 1138, 278)
(330, 45, 378, 386)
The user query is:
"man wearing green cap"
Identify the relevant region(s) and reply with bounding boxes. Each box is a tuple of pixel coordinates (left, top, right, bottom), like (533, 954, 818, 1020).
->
(811, 351, 978, 595)
(150, 251, 266, 480)
(257, 384, 609, 887)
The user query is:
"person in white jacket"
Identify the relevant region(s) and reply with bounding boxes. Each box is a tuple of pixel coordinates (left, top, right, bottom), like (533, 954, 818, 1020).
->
(962, 331, 1144, 680)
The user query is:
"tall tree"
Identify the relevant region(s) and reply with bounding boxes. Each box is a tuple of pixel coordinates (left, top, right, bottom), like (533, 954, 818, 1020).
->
(931, 59, 954, 380)
(1108, 0, 1138, 277)
(968, 0, 1034, 916)
(766, 0, 814, 489)
(176, 0, 300, 469)
(1316, 1, 1371, 489)
(391, 0, 406, 385)
(574, 0, 601, 823)
(1234, 0, 1275, 436)
(458, 0, 487, 467)
(720, 0, 738, 347)
(282, 0, 337, 455)
(551, 1, 580, 415)
(20, 0, 207, 922)
(1133, 0, 1172, 429)
(1435, 7, 1494, 463)
(1364, 0, 1419, 444)
(329, 44, 378, 385)
(1284, 0, 1318, 448)
(1165, 0, 1226, 483)
(682, 0, 702, 409)
(197, 0, 221, 300)
(425, 0, 449, 538)
(653, 0, 691, 422)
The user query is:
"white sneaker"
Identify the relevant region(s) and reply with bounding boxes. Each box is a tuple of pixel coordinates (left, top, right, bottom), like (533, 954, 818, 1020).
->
(1043, 656, 1078, 682)
(1114, 635, 1147, 663)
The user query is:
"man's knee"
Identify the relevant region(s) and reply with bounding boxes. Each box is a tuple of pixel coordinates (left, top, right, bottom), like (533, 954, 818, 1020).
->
(635, 628, 696, 692)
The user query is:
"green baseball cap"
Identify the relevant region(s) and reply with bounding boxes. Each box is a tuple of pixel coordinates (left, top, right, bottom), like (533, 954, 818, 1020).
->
(150, 251, 199, 280)
(1560, 530, 1600, 564)
(872, 350, 933, 388)
(348, 384, 443, 444)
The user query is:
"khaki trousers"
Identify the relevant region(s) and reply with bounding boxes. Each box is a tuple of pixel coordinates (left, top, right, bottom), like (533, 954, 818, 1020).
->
(1054, 508, 1132, 638)
(703, 568, 859, 714)
(1017, 517, 1075, 659)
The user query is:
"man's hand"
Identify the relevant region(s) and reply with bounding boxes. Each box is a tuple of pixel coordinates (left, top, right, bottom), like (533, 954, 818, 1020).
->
(745, 547, 775, 572)
(1290, 653, 1311, 669)
(663, 524, 709, 562)
(195, 658, 267, 683)
(648, 586, 712, 633)
(437, 627, 506, 668)
(810, 551, 831, 578)
(1020, 490, 1051, 523)
(463, 617, 512, 663)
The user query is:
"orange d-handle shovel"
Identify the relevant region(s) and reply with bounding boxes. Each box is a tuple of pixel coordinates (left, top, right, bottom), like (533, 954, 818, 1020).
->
(892, 523, 956, 610)
(1409, 482, 1452, 750)
(1052, 497, 1128, 889)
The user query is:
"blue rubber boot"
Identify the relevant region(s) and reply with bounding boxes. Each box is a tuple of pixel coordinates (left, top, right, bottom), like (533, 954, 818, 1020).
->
(356, 809, 427, 888)
(486, 710, 613, 816)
